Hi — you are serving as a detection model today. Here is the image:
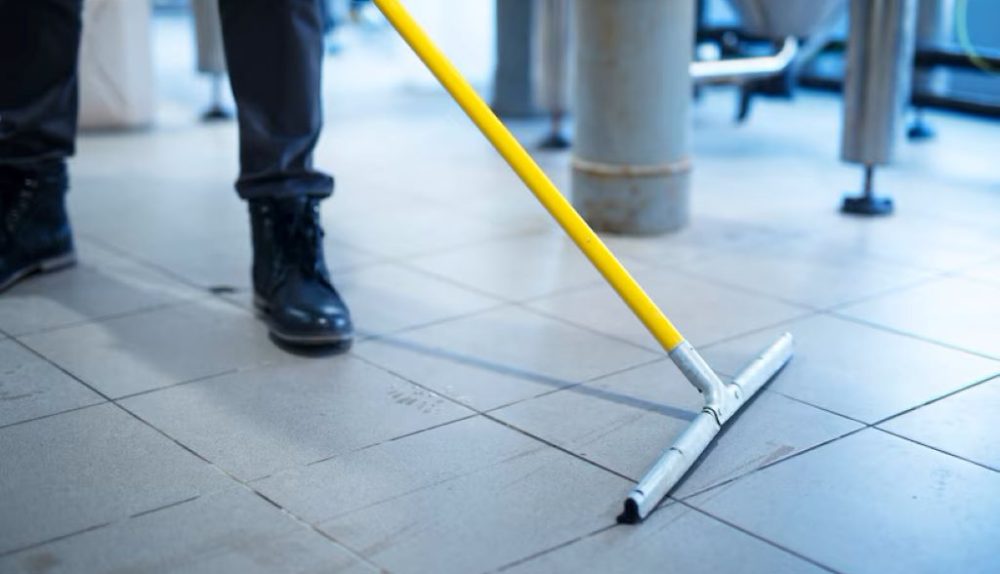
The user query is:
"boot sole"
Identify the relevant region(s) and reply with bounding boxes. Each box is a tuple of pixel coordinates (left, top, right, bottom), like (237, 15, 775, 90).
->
(0, 252, 77, 294)
(252, 294, 355, 347)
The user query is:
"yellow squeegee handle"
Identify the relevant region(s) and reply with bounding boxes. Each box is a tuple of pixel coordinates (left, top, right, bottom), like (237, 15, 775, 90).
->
(372, 0, 685, 353)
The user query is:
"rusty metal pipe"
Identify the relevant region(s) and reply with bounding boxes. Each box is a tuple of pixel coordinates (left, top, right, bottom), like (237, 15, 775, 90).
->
(572, 0, 694, 235)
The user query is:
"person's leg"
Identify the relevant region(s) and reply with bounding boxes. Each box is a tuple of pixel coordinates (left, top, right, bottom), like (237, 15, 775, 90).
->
(0, 0, 81, 291)
(217, 0, 333, 200)
(0, 0, 82, 164)
(217, 0, 352, 347)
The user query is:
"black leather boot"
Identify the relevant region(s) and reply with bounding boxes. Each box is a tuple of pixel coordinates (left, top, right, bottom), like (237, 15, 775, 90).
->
(0, 161, 76, 293)
(249, 196, 353, 347)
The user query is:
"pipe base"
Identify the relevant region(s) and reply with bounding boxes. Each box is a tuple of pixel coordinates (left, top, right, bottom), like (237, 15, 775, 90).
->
(571, 169, 690, 235)
(841, 194, 894, 216)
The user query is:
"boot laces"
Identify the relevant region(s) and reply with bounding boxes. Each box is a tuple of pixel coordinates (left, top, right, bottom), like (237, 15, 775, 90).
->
(1, 172, 38, 238)
(280, 198, 331, 284)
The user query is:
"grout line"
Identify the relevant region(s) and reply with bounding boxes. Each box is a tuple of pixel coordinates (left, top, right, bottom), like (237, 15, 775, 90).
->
(674, 425, 871, 502)
(479, 412, 635, 483)
(493, 497, 843, 574)
(769, 391, 871, 426)
(356, 300, 513, 343)
(873, 427, 999, 473)
(4, 339, 383, 569)
(128, 495, 201, 519)
(330, 221, 546, 268)
(673, 501, 844, 574)
(10, 298, 199, 340)
(480, 355, 670, 414)
(303, 413, 481, 468)
(350, 353, 641, 485)
(0, 400, 110, 432)
(9, 339, 119, 406)
(818, 272, 952, 313)
(869, 373, 1000, 428)
(508, 300, 671, 355)
(0, 522, 113, 559)
(491, 523, 620, 573)
(672, 374, 1000, 503)
(826, 310, 1000, 362)
(248, 490, 385, 572)
(684, 262, 945, 316)
(112, 368, 246, 402)
(76, 233, 251, 294)
(354, 336, 673, 426)
(675, 375, 1000, 503)
(118, 405, 384, 571)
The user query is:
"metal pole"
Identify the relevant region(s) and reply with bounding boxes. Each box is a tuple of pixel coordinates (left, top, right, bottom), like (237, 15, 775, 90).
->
(536, 0, 573, 149)
(908, 0, 954, 139)
(192, 0, 231, 121)
(492, 0, 539, 118)
(691, 37, 799, 84)
(840, 0, 918, 216)
(572, 0, 695, 235)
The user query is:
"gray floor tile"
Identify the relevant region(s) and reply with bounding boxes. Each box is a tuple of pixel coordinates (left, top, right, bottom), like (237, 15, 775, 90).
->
(880, 378, 1000, 470)
(672, 245, 932, 309)
(526, 267, 807, 350)
(220, 263, 456, 334)
(687, 429, 1000, 574)
(837, 276, 1000, 359)
(492, 359, 860, 495)
(407, 232, 614, 302)
(352, 333, 575, 411)
(336, 263, 503, 337)
(267, 417, 630, 574)
(599, 215, 800, 269)
(770, 213, 999, 273)
(121, 232, 377, 292)
(0, 403, 229, 555)
(325, 202, 520, 259)
(701, 314, 1000, 423)
(0, 340, 104, 427)
(252, 416, 545, 525)
(0, 257, 203, 337)
(504, 503, 825, 574)
(0, 488, 374, 574)
(19, 298, 290, 398)
(353, 306, 658, 398)
(121, 356, 473, 481)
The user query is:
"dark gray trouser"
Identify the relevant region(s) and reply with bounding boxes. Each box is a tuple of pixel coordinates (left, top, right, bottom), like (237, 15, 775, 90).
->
(0, 0, 333, 199)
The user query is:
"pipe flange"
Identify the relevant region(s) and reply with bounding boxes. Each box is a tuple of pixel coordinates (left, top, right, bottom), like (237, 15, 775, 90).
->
(572, 156, 692, 178)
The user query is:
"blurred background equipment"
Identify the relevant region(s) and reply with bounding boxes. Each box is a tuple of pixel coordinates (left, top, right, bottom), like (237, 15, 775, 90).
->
(79, 0, 155, 129)
(908, 0, 954, 139)
(839, 0, 918, 216)
(492, 0, 539, 118)
(702, 0, 845, 121)
(190, 0, 230, 120)
(534, 0, 573, 149)
(80, 0, 1000, 221)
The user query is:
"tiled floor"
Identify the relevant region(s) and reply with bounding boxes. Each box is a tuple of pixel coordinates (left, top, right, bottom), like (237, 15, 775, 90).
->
(2, 15, 1000, 574)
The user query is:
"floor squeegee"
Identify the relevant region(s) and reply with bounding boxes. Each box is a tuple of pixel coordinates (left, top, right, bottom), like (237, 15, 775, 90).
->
(371, 0, 794, 524)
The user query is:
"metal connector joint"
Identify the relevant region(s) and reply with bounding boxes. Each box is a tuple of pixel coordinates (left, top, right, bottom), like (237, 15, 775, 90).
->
(669, 341, 727, 418)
